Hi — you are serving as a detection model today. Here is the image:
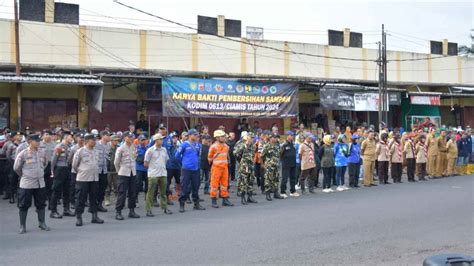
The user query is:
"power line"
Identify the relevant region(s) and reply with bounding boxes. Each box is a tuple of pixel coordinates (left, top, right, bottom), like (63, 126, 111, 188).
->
(113, 1, 375, 63)
(113, 1, 459, 63)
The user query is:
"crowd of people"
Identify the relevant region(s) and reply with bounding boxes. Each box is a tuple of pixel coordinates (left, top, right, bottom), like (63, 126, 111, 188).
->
(0, 121, 472, 234)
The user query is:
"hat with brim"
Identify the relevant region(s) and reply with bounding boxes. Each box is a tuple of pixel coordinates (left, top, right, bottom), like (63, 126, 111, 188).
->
(153, 133, 166, 141)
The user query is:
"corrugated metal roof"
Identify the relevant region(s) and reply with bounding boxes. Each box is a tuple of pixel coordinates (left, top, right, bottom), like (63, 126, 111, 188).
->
(312, 83, 406, 92)
(0, 72, 104, 86)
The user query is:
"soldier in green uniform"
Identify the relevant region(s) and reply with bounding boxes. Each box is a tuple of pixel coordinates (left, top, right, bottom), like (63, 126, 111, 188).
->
(234, 132, 258, 205)
(261, 133, 284, 201)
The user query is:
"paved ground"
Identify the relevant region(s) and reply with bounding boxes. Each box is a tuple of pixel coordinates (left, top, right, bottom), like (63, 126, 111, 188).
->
(0, 175, 473, 265)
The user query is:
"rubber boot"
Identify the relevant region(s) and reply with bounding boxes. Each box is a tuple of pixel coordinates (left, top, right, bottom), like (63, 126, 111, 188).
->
(266, 192, 272, 201)
(91, 212, 104, 224)
(193, 202, 205, 210)
(247, 193, 258, 203)
(37, 209, 50, 231)
(179, 201, 185, 213)
(211, 197, 219, 208)
(222, 197, 234, 207)
(176, 183, 182, 197)
(19, 210, 27, 234)
(76, 213, 83, 226)
(128, 209, 140, 218)
(241, 192, 247, 205)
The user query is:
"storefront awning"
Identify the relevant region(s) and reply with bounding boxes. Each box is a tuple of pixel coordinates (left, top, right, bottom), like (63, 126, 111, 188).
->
(0, 72, 104, 86)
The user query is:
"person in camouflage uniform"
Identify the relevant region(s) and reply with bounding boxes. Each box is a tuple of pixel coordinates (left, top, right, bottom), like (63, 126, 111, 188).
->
(261, 133, 284, 201)
(233, 132, 258, 205)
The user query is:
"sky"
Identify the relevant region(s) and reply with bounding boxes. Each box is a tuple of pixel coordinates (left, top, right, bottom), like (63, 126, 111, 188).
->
(0, 0, 472, 53)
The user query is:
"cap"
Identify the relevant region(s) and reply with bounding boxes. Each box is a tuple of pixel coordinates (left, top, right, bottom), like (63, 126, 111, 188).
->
(84, 133, 96, 141)
(90, 129, 99, 135)
(169, 132, 178, 138)
(240, 131, 248, 139)
(304, 132, 312, 139)
(28, 134, 41, 142)
(123, 131, 135, 138)
(61, 130, 72, 136)
(286, 130, 295, 136)
(138, 134, 147, 141)
(188, 129, 198, 136)
(352, 134, 360, 140)
(74, 132, 85, 139)
(111, 134, 121, 141)
(213, 130, 226, 138)
(181, 131, 189, 137)
(153, 133, 166, 141)
(262, 130, 272, 136)
(42, 129, 52, 135)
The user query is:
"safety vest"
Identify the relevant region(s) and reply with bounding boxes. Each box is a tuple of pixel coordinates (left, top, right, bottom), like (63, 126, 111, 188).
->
(208, 142, 229, 168)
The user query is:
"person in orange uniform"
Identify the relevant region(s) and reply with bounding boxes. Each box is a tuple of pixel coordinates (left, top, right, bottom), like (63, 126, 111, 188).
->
(208, 130, 234, 208)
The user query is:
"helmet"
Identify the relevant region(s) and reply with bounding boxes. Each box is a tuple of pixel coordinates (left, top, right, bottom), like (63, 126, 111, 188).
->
(213, 130, 226, 138)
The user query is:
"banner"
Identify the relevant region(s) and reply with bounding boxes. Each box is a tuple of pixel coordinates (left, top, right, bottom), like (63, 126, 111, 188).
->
(410, 95, 441, 106)
(319, 88, 355, 110)
(321, 88, 399, 111)
(410, 116, 441, 131)
(162, 77, 298, 118)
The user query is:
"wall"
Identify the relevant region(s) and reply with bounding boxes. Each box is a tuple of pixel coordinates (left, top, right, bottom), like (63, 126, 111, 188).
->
(0, 19, 472, 86)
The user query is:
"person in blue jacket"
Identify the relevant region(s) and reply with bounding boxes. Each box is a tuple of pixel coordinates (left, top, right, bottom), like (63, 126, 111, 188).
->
(347, 134, 361, 188)
(165, 132, 181, 204)
(334, 134, 349, 191)
(135, 135, 148, 204)
(175, 129, 205, 213)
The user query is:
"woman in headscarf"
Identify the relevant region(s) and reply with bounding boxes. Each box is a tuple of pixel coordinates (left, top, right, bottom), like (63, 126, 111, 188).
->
(319, 135, 335, 193)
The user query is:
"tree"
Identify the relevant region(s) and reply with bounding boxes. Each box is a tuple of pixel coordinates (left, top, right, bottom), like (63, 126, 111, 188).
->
(458, 29, 473, 56)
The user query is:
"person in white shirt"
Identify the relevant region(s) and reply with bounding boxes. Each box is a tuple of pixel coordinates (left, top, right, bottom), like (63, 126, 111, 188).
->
(144, 133, 172, 217)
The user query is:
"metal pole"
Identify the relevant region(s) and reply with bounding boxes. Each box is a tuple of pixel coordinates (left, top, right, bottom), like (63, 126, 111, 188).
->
(14, 0, 22, 130)
(253, 45, 257, 75)
(377, 40, 382, 131)
(382, 24, 388, 128)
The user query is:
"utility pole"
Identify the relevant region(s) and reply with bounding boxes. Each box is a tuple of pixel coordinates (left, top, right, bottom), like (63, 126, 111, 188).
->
(377, 24, 388, 132)
(382, 24, 388, 128)
(14, 0, 22, 130)
(377, 40, 382, 131)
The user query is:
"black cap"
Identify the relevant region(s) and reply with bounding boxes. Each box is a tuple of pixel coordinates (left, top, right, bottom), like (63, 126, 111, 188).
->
(123, 131, 135, 138)
(61, 130, 72, 136)
(84, 133, 96, 141)
(271, 133, 280, 138)
(28, 134, 41, 142)
(42, 129, 52, 135)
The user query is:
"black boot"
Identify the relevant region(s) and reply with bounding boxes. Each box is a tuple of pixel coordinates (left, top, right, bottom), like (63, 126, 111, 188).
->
(222, 198, 234, 207)
(97, 203, 108, 212)
(128, 209, 140, 218)
(91, 212, 104, 224)
(247, 193, 258, 203)
(179, 201, 185, 213)
(193, 202, 205, 210)
(241, 192, 247, 205)
(9, 193, 15, 204)
(211, 197, 219, 208)
(37, 209, 50, 231)
(266, 192, 272, 201)
(19, 210, 27, 234)
(115, 211, 124, 220)
(273, 191, 284, 199)
(2, 191, 10, 200)
(76, 213, 83, 226)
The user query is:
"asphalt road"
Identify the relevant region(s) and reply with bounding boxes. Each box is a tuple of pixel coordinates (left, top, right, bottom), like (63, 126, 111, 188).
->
(0, 175, 473, 265)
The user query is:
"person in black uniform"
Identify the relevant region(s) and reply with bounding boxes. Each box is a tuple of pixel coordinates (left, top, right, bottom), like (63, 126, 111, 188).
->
(280, 131, 297, 198)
